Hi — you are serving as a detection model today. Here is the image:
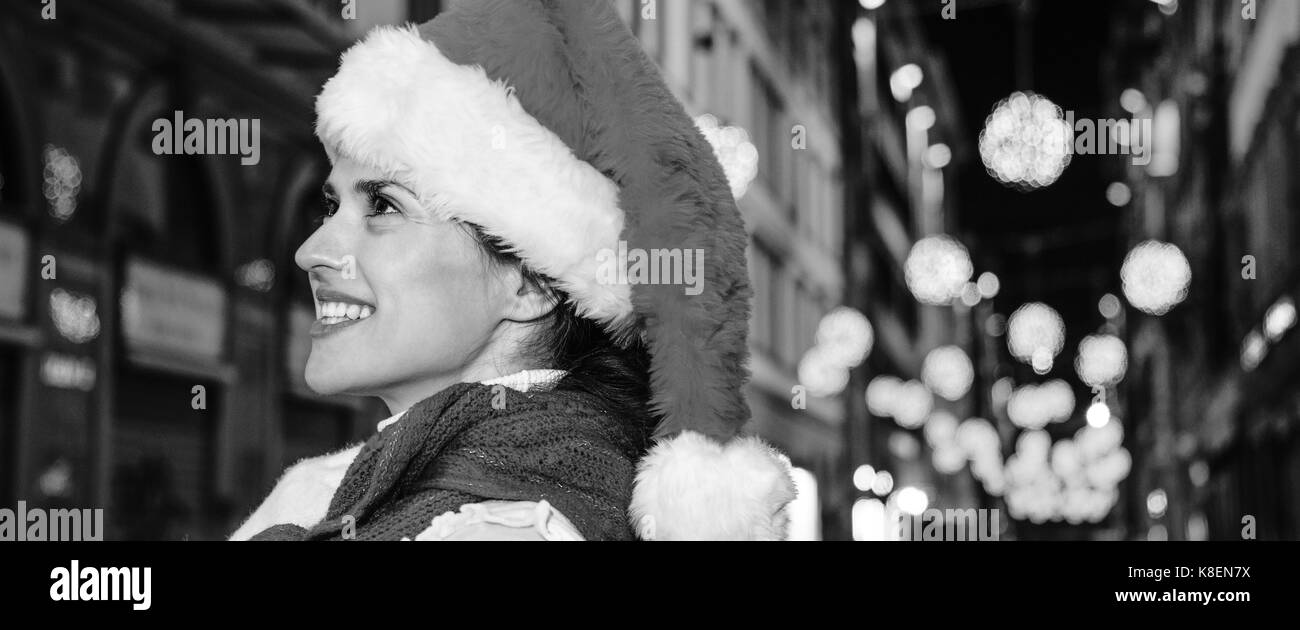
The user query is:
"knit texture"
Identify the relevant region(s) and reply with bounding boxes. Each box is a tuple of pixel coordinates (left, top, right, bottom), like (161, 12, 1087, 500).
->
(249, 382, 640, 541)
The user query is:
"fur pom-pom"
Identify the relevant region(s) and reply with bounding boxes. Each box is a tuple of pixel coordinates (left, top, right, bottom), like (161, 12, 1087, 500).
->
(630, 431, 797, 541)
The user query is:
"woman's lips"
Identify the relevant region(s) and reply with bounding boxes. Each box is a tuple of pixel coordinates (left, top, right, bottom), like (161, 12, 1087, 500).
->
(309, 314, 370, 338)
(310, 301, 377, 338)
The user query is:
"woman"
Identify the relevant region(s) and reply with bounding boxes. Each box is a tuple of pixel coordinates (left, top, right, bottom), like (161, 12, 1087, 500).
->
(230, 0, 794, 541)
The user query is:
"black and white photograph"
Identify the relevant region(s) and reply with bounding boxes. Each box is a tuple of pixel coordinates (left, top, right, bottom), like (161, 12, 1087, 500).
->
(0, 0, 1295, 614)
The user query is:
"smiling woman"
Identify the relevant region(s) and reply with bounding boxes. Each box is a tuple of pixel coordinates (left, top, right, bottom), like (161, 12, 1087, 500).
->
(292, 158, 535, 414)
(229, 0, 796, 542)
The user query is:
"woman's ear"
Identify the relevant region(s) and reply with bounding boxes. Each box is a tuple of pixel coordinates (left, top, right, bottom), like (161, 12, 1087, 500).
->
(503, 271, 560, 324)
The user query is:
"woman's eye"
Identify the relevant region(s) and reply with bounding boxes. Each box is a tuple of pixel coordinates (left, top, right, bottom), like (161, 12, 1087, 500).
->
(368, 196, 401, 217)
(316, 197, 340, 225)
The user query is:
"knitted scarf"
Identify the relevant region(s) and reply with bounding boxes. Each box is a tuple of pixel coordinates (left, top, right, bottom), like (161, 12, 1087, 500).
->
(249, 382, 640, 541)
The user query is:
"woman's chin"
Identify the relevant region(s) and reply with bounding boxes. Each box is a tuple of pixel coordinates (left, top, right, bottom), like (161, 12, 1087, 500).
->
(303, 363, 360, 397)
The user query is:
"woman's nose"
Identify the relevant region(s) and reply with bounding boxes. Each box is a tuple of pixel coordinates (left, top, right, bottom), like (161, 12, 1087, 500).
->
(294, 219, 351, 276)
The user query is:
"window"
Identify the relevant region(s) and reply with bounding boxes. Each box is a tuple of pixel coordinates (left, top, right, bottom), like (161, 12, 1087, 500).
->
(794, 153, 811, 235)
(781, 276, 801, 365)
(708, 8, 730, 115)
(749, 241, 774, 357)
(751, 63, 787, 203)
(690, 0, 713, 105)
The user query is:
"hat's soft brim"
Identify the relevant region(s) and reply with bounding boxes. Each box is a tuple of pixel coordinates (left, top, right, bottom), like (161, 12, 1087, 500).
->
(315, 25, 633, 331)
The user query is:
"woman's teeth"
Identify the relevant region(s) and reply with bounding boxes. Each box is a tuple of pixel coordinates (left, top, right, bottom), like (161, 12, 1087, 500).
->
(318, 301, 374, 324)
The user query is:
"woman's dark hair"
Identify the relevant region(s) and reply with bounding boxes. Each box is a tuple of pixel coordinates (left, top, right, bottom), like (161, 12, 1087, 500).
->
(466, 225, 657, 457)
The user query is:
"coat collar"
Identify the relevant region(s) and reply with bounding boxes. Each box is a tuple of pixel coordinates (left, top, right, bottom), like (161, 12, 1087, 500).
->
(375, 369, 568, 432)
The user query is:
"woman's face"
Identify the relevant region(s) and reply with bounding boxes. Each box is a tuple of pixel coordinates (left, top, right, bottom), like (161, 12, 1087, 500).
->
(294, 156, 527, 412)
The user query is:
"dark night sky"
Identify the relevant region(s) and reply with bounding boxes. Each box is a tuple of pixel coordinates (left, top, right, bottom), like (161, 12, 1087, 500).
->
(922, 0, 1129, 370)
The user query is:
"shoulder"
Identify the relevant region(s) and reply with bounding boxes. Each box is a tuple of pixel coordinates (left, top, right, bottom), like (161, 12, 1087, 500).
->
(410, 500, 584, 541)
(228, 443, 363, 541)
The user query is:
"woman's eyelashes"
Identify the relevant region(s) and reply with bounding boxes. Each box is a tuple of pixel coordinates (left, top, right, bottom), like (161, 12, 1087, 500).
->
(316, 195, 340, 225)
(314, 189, 404, 226)
(366, 194, 402, 218)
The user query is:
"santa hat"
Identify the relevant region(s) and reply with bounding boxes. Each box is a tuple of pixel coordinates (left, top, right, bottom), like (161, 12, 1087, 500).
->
(314, 0, 795, 540)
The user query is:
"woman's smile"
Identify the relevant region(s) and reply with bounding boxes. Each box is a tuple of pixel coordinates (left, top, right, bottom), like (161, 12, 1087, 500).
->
(310, 287, 378, 338)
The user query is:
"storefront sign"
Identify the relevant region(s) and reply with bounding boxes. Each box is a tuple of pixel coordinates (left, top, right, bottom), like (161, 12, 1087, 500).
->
(120, 258, 226, 361)
(40, 351, 97, 391)
(0, 221, 30, 321)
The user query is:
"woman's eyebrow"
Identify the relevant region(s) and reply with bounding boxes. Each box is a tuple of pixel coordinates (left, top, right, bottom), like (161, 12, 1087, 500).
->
(354, 178, 417, 199)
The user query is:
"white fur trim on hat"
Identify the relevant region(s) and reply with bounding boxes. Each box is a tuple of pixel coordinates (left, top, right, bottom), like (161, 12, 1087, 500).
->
(630, 431, 798, 541)
(315, 25, 632, 329)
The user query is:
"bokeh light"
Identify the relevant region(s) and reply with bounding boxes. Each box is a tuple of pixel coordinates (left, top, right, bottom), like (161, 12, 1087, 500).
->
(797, 345, 850, 397)
(889, 62, 922, 102)
(956, 417, 1001, 461)
(866, 375, 903, 416)
(925, 143, 952, 169)
(921, 345, 974, 401)
(1147, 488, 1168, 518)
(985, 313, 1007, 337)
(1086, 401, 1111, 427)
(1000, 420, 1129, 524)
(904, 235, 973, 305)
(907, 105, 936, 131)
(694, 114, 759, 199)
(1015, 430, 1052, 463)
(895, 486, 929, 515)
(1121, 240, 1192, 315)
(43, 144, 82, 222)
(1050, 439, 1083, 478)
(1075, 420, 1125, 460)
(978, 91, 1073, 191)
(932, 444, 967, 475)
(889, 431, 921, 460)
(871, 470, 895, 496)
(1075, 334, 1128, 387)
(1264, 297, 1296, 342)
(977, 272, 1000, 299)
(853, 464, 877, 492)
(1030, 348, 1054, 375)
(1007, 380, 1076, 429)
(991, 376, 1014, 409)
(1098, 293, 1123, 319)
(892, 380, 935, 429)
(959, 282, 981, 307)
(814, 306, 874, 368)
(923, 410, 959, 447)
(1007, 302, 1066, 369)
(1106, 181, 1132, 206)
(1120, 87, 1148, 114)
(49, 288, 101, 344)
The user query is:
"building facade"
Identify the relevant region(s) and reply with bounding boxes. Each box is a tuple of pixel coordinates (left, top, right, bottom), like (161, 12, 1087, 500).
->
(1107, 0, 1300, 540)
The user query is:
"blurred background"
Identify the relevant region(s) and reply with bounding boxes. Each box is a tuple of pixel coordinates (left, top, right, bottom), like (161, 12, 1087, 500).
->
(0, 0, 1295, 541)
